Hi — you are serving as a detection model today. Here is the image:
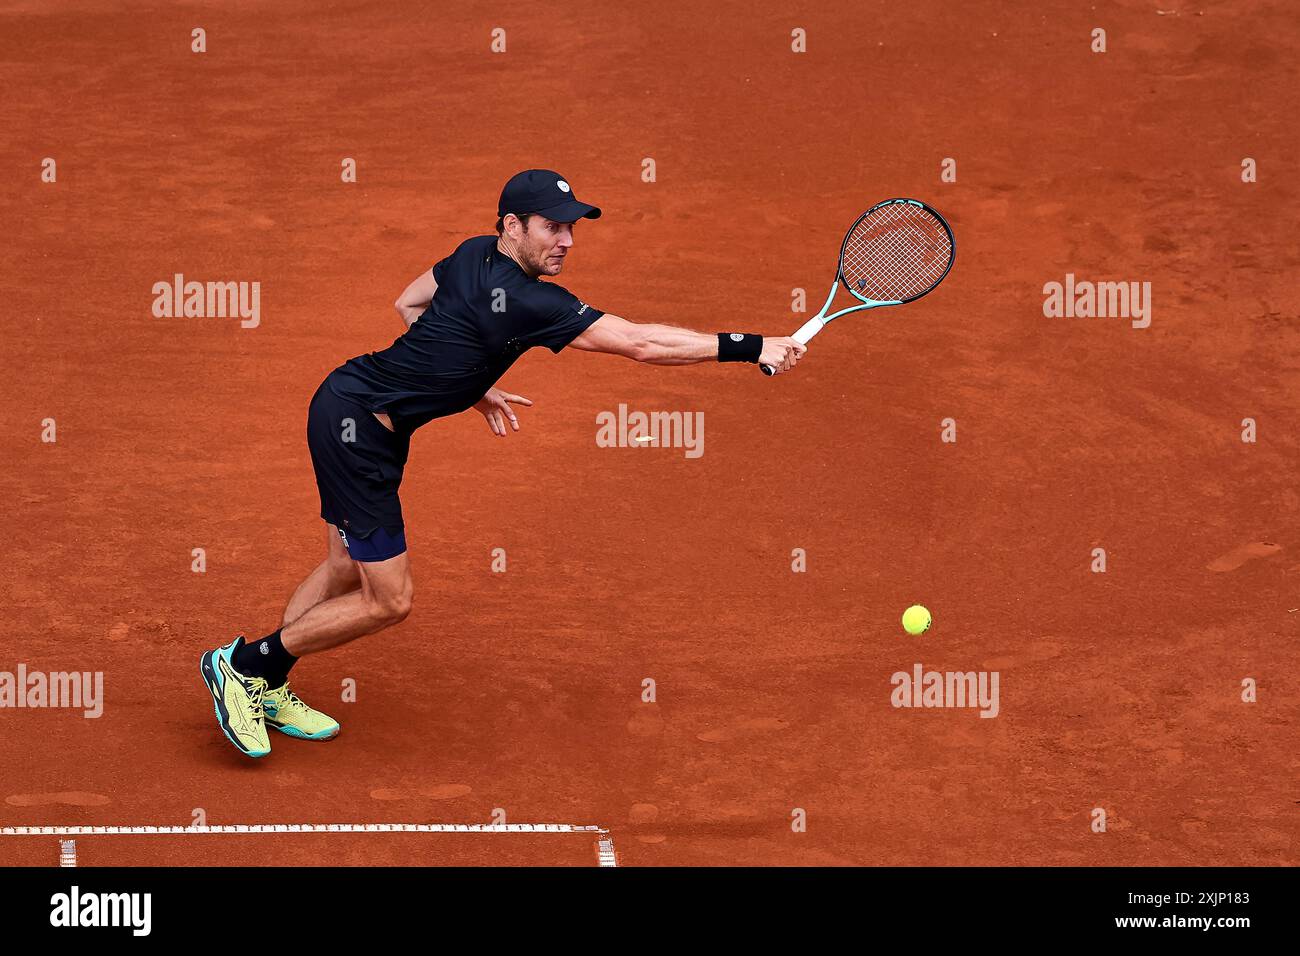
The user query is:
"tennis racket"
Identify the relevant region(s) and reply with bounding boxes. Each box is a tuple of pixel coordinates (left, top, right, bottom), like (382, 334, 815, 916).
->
(760, 198, 955, 375)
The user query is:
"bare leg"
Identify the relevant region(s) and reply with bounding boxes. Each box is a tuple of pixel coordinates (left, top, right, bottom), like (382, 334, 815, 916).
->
(280, 549, 413, 657)
(282, 524, 362, 627)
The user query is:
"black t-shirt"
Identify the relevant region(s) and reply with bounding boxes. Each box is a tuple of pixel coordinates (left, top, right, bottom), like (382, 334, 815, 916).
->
(328, 235, 603, 434)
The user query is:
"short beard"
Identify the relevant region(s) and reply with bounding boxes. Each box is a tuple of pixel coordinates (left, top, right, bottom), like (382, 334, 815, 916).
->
(524, 244, 551, 276)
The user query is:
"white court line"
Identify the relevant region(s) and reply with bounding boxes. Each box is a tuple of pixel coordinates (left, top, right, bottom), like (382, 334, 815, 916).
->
(1, 823, 617, 866)
(596, 837, 618, 868)
(1, 823, 605, 835)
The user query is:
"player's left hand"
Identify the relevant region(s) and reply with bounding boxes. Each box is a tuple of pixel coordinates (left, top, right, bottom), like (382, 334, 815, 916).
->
(473, 388, 533, 436)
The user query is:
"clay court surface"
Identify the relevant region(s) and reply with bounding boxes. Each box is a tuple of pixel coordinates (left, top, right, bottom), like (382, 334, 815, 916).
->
(1, 0, 1296, 866)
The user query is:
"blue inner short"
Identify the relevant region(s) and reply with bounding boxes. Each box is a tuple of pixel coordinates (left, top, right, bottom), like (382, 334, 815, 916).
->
(337, 525, 407, 562)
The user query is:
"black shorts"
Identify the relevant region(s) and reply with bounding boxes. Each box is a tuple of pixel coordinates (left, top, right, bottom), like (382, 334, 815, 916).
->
(307, 374, 411, 543)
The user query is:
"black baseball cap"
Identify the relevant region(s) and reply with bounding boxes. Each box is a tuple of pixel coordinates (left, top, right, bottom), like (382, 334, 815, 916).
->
(497, 169, 602, 222)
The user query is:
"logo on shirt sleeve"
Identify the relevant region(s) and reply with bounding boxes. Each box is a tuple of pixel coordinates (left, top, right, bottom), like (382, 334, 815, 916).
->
(577, 302, 589, 315)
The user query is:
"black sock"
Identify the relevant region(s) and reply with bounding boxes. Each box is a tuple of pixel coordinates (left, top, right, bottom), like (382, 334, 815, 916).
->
(232, 630, 298, 688)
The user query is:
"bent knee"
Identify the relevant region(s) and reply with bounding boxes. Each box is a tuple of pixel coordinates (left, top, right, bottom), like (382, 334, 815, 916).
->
(388, 591, 413, 623)
(369, 588, 413, 626)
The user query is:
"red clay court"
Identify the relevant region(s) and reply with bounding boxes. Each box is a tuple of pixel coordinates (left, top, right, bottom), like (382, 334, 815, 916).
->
(1, 0, 1295, 867)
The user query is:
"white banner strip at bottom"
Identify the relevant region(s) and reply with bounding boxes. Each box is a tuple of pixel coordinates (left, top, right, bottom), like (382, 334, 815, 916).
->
(1, 823, 617, 867)
(1, 823, 607, 835)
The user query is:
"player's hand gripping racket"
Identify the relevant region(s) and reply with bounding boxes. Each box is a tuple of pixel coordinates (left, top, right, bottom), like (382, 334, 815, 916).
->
(760, 198, 955, 375)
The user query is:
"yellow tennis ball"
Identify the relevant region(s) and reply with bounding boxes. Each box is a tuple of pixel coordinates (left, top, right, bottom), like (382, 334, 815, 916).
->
(902, 604, 931, 635)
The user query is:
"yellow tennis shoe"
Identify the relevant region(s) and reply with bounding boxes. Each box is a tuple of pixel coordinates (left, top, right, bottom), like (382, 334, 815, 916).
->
(200, 636, 271, 758)
(263, 682, 340, 741)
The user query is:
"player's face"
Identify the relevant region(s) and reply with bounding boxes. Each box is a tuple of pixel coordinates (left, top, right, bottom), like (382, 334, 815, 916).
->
(519, 216, 575, 276)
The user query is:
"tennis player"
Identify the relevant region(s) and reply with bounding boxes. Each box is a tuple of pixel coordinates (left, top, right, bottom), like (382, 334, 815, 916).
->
(201, 169, 807, 757)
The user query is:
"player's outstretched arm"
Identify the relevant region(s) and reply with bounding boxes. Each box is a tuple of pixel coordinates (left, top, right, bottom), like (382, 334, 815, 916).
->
(568, 314, 806, 373)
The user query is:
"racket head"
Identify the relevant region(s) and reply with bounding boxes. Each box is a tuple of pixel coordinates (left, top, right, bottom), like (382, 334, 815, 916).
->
(837, 198, 955, 305)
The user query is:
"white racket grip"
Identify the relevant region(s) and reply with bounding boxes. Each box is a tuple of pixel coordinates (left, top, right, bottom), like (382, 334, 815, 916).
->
(760, 317, 824, 376)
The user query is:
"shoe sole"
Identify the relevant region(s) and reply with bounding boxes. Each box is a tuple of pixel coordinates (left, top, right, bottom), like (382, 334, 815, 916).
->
(266, 719, 340, 741)
(200, 648, 270, 758)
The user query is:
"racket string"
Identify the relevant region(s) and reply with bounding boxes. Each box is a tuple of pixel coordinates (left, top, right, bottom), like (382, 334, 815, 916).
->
(844, 205, 949, 291)
(840, 203, 952, 301)
(844, 218, 946, 299)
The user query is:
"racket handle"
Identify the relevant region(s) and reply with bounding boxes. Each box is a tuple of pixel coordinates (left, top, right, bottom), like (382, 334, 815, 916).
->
(759, 317, 824, 376)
